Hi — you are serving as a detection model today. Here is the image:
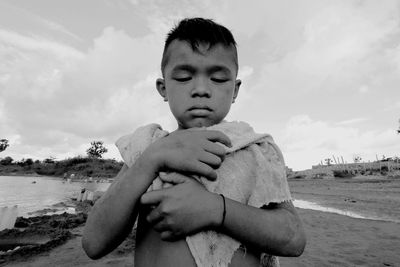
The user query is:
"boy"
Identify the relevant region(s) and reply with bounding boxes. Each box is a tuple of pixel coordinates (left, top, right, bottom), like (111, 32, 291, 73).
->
(82, 18, 306, 266)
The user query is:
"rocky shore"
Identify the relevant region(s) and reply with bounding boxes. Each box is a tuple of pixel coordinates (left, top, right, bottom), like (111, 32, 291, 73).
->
(0, 203, 89, 266)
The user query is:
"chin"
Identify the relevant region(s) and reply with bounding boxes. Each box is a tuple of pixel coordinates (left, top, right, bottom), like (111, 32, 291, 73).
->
(179, 119, 217, 129)
(192, 118, 223, 128)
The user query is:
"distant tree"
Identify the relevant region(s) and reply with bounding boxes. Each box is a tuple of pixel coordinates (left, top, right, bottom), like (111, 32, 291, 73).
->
(86, 141, 108, 159)
(0, 156, 13, 165)
(0, 139, 9, 153)
(43, 156, 56, 164)
(353, 156, 362, 163)
(24, 158, 34, 166)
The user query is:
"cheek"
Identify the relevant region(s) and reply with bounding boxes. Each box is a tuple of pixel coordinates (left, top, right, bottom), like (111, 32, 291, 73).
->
(218, 85, 236, 99)
(167, 94, 187, 117)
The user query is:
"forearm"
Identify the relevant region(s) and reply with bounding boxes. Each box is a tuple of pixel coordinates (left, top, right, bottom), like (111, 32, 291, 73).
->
(82, 158, 156, 259)
(219, 197, 306, 257)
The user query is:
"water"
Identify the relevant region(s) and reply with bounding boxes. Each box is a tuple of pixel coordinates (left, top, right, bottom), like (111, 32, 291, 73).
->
(0, 176, 106, 217)
(1, 176, 396, 223)
(293, 199, 400, 223)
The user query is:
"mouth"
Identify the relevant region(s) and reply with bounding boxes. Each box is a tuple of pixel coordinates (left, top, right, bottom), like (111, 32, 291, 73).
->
(188, 105, 212, 111)
(188, 105, 212, 116)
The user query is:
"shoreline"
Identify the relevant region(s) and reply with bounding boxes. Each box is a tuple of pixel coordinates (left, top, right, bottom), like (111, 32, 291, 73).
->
(0, 203, 91, 266)
(293, 199, 400, 224)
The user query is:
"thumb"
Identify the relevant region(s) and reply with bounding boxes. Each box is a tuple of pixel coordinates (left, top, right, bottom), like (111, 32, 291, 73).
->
(159, 172, 189, 185)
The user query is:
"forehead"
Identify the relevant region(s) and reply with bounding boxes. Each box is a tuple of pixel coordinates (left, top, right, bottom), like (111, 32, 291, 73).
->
(164, 40, 237, 73)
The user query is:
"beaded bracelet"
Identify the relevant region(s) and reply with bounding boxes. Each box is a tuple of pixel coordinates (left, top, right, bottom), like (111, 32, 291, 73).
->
(219, 194, 226, 228)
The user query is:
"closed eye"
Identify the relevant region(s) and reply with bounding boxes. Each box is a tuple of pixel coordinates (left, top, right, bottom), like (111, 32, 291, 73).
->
(211, 78, 229, 83)
(174, 77, 191, 82)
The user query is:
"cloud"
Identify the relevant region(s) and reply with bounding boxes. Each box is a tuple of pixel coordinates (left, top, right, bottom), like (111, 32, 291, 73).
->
(0, 29, 84, 59)
(0, 1, 83, 43)
(238, 65, 253, 81)
(258, 1, 400, 94)
(384, 101, 400, 111)
(0, 26, 170, 160)
(1, 2, 233, 161)
(337, 117, 369, 125)
(281, 115, 400, 170)
(358, 85, 369, 94)
(2, 0, 400, 166)
(38, 17, 82, 42)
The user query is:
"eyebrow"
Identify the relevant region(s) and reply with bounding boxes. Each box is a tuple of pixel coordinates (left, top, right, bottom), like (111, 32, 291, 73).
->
(171, 64, 232, 75)
(171, 64, 196, 73)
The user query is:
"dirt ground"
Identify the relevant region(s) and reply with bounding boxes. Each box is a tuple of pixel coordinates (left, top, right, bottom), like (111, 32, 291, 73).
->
(2, 176, 400, 267)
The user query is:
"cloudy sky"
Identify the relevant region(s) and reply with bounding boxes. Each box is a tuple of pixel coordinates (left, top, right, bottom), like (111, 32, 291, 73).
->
(1, 0, 399, 171)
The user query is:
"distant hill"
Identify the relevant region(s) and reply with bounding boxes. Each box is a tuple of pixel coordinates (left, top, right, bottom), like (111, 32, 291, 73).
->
(0, 157, 123, 179)
(287, 160, 400, 179)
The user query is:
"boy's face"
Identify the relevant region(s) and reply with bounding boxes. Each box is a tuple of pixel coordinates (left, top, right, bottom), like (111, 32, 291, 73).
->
(157, 40, 241, 130)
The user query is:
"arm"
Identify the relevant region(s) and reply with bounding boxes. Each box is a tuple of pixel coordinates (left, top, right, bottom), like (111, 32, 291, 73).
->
(82, 129, 231, 259)
(220, 197, 306, 257)
(82, 158, 157, 259)
(142, 174, 306, 257)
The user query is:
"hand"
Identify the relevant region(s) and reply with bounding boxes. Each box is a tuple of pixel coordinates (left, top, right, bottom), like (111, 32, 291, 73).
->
(140, 173, 222, 241)
(143, 129, 231, 181)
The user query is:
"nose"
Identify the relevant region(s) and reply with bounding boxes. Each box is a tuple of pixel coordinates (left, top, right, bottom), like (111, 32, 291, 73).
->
(191, 77, 211, 98)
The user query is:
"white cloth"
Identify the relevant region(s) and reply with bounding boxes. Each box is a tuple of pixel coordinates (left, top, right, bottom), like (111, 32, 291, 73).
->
(0, 205, 18, 231)
(116, 121, 292, 267)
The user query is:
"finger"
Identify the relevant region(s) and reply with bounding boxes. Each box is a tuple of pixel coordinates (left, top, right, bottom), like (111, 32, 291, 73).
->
(203, 141, 226, 160)
(140, 190, 164, 205)
(160, 231, 175, 241)
(159, 172, 190, 185)
(199, 152, 222, 169)
(205, 131, 232, 147)
(146, 207, 163, 224)
(152, 220, 169, 232)
(179, 161, 217, 181)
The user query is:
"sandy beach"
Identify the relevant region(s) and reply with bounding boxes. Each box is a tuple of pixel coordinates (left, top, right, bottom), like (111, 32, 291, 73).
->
(1, 176, 400, 267)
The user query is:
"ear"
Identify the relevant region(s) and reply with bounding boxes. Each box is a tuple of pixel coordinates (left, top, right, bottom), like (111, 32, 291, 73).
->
(232, 79, 241, 103)
(156, 78, 168, 101)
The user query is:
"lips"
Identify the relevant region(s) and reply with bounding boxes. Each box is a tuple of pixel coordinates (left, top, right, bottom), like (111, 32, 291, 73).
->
(188, 105, 212, 111)
(188, 105, 212, 116)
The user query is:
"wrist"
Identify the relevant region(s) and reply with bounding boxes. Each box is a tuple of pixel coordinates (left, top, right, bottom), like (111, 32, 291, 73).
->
(140, 144, 163, 174)
(135, 149, 160, 178)
(209, 192, 226, 229)
(219, 194, 226, 229)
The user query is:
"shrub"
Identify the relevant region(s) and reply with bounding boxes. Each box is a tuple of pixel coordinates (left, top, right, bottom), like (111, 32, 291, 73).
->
(0, 156, 13, 165)
(333, 170, 355, 178)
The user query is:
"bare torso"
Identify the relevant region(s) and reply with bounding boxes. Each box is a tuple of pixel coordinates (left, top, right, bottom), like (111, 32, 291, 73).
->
(134, 210, 261, 267)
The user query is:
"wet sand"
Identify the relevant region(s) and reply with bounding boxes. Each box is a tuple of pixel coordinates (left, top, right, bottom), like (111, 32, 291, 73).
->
(280, 208, 400, 267)
(4, 227, 135, 267)
(2, 176, 400, 266)
(289, 176, 400, 223)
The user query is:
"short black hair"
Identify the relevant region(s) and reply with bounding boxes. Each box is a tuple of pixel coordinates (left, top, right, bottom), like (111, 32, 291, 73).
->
(161, 18, 238, 75)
